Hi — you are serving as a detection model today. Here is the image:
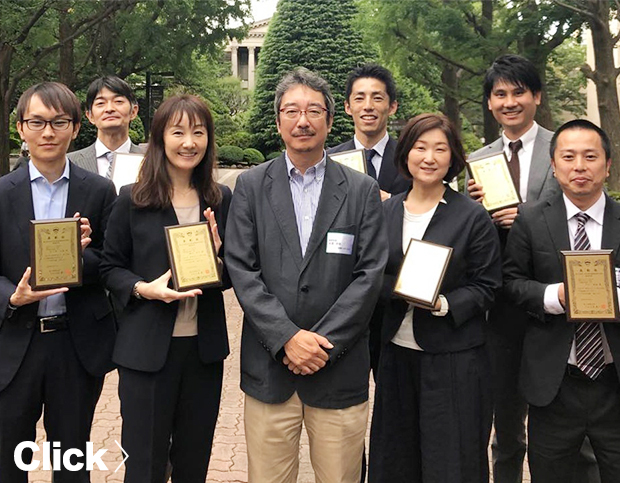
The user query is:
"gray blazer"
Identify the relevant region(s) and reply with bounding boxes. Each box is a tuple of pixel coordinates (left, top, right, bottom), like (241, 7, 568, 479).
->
(68, 141, 145, 174)
(468, 125, 559, 204)
(225, 155, 388, 409)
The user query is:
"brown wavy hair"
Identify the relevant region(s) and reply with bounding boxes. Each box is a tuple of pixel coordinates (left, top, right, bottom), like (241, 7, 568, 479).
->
(132, 94, 221, 209)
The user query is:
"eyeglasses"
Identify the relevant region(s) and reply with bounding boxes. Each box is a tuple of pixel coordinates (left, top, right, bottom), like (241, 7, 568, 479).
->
(279, 107, 328, 120)
(22, 119, 73, 131)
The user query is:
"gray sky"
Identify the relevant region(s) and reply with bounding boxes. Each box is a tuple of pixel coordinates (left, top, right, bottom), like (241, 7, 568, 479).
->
(251, 0, 278, 21)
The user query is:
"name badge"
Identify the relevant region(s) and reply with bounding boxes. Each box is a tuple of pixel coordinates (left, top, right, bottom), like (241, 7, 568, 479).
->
(326, 232, 354, 255)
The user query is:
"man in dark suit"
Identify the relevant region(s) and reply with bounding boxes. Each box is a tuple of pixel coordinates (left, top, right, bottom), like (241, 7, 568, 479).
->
(226, 67, 387, 483)
(328, 63, 409, 200)
(68, 75, 144, 175)
(504, 119, 620, 483)
(0, 82, 116, 481)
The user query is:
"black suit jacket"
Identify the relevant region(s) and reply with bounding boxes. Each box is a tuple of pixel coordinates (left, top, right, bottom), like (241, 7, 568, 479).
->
(328, 137, 410, 195)
(0, 162, 117, 392)
(225, 155, 388, 409)
(380, 187, 502, 352)
(100, 184, 232, 372)
(504, 193, 620, 406)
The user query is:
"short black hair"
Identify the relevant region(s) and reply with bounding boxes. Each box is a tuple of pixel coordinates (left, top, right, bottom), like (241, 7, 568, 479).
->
(345, 64, 397, 104)
(483, 54, 542, 99)
(85, 75, 137, 111)
(550, 119, 611, 160)
(395, 113, 466, 182)
(16, 82, 81, 124)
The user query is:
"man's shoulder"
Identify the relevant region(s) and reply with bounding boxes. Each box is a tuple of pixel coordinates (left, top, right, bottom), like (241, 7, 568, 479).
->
(69, 162, 114, 189)
(67, 143, 95, 160)
(469, 138, 503, 159)
(327, 139, 355, 154)
(0, 165, 27, 190)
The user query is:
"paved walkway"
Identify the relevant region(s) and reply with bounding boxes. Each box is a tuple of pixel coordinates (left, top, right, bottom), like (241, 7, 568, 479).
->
(29, 289, 530, 482)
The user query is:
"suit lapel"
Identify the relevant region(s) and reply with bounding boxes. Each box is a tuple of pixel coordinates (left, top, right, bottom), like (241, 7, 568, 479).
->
(301, 159, 346, 272)
(377, 137, 396, 189)
(266, 156, 303, 269)
(65, 163, 88, 217)
(8, 167, 35, 247)
(543, 195, 570, 257)
(527, 129, 552, 202)
(81, 145, 98, 174)
(602, 195, 620, 253)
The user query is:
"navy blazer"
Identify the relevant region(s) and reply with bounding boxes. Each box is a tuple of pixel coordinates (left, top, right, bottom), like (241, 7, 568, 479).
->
(100, 184, 232, 372)
(0, 162, 117, 391)
(380, 186, 502, 352)
(328, 137, 410, 195)
(504, 193, 620, 406)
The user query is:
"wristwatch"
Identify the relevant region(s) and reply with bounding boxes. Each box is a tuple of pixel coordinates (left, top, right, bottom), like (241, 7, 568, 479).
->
(431, 295, 449, 317)
(133, 281, 144, 300)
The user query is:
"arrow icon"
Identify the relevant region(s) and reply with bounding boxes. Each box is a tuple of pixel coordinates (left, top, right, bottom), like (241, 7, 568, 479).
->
(114, 440, 129, 473)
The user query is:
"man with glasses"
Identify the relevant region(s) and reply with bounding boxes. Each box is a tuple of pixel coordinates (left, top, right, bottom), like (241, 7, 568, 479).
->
(0, 82, 116, 481)
(226, 67, 387, 483)
(69, 75, 143, 177)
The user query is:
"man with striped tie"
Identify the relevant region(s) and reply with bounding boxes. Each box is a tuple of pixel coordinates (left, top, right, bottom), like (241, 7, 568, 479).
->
(68, 76, 144, 176)
(504, 119, 620, 483)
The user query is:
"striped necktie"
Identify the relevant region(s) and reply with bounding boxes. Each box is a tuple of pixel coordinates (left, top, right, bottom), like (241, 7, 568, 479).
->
(105, 151, 114, 179)
(573, 212, 606, 379)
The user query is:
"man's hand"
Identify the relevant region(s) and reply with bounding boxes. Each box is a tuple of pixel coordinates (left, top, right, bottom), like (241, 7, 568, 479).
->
(136, 269, 202, 303)
(74, 212, 91, 251)
(379, 189, 391, 202)
(467, 178, 485, 203)
(9, 267, 68, 307)
(283, 329, 333, 375)
(491, 207, 518, 229)
(558, 283, 566, 308)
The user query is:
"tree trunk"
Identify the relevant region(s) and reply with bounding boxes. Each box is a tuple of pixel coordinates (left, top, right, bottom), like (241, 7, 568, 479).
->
(481, 0, 499, 144)
(587, 0, 620, 190)
(0, 43, 14, 176)
(58, 4, 75, 88)
(441, 64, 461, 132)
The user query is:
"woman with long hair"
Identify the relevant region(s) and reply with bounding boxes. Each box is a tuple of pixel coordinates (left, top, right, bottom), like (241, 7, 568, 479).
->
(368, 113, 502, 483)
(101, 94, 232, 483)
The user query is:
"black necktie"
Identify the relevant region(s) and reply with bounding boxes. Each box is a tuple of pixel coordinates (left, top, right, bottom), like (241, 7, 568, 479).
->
(364, 149, 377, 179)
(508, 140, 522, 194)
(573, 212, 605, 379)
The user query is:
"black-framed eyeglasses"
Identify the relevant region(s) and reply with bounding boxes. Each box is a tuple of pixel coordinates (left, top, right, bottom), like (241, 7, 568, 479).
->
(22, 119, 73, 131)
(279, 107, 328, 120)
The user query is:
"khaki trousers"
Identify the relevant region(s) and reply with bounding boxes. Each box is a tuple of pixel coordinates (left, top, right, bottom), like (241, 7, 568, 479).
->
(245, 392, 368, 483)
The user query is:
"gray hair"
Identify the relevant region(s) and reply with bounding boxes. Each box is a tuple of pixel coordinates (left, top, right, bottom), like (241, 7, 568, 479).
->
(274, 67, 335, 123)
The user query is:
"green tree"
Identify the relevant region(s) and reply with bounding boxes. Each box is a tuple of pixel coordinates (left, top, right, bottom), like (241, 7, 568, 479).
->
(249, 0, 369, 154)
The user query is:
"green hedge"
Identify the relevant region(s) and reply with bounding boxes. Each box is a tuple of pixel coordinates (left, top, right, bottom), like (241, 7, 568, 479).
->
(243, 148, 265, 165)
(266, 151, 282, 160)
(218, 145, 244, 166)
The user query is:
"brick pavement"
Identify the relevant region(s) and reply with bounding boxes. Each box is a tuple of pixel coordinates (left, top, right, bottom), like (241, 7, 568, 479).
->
(29, 289, 530, 482)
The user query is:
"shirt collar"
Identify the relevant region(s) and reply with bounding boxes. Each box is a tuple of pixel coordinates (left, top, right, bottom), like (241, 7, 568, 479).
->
(502, 121, 538, 153)
(563, 191, 606, 226)
(285, 151, 327, 180)
(353, 131, 390, 157)
(95, 137, 132, 158)
(29, 159, 70, 183)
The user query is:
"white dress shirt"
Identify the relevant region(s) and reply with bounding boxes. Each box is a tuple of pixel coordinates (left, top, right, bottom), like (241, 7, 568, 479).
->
(353, 131, 390, 179)
(95, 137, 132, 177)
(501, 122, 539, 202)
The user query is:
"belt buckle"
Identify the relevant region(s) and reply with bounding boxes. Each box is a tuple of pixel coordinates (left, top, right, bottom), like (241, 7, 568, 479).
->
(39, 316, 57, 333)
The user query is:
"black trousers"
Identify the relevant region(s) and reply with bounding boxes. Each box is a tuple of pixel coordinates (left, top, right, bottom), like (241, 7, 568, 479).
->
(528, 365, 620, 483)
(0, 329, 104, 483)
(118, 337, 223, 483)
(369, 342, 492, 483)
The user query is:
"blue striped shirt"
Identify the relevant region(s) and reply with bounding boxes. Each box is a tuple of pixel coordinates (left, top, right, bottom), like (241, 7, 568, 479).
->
(285, 152, 326, 257)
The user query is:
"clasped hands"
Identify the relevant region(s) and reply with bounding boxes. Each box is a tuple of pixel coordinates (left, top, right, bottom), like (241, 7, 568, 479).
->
(467, 179, 518, 229)
(283, 329, 334, 376)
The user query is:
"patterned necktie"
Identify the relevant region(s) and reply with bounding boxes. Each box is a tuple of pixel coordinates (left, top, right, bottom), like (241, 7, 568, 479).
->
(364, 149, 377, 179)
(105, 151, 114, 179)
(508, 140, 522, 194)
(573, 212, 606, 379)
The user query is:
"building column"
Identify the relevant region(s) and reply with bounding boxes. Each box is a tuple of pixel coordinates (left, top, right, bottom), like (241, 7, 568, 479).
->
(231, 45, 238, 78)
(248, 46, 256, 89)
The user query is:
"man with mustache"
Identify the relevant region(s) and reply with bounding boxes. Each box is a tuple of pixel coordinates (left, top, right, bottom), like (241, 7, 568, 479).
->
(68, 76, 144, 176)
(468, 54, 597, 483)
(226, 67, 387, 483)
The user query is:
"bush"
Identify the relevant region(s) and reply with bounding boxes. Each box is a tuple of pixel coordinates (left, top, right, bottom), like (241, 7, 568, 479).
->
(243, 148, 265, 165)
(266, 151, 282, 160)
(217, 145, 244, 166)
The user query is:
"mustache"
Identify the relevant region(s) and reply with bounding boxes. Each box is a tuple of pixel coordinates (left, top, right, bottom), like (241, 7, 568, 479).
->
(293, 128, 315, 137)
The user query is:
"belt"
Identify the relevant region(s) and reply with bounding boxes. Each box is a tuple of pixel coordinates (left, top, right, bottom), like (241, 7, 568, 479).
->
(37, 315, 68, 333)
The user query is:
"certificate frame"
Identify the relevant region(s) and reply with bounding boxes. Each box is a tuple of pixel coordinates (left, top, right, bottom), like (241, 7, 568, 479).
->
(110, 153, 145, 194)
(29, 218, 82, 290)
(165, 221, 222, 291)
(328, 149, 368, 174)
(393, 238, 453, 309)
(561, 250, 619, 322)
(466, 152, 521, 212)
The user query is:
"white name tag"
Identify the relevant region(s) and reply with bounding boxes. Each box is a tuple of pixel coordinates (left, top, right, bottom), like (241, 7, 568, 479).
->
(326, 232, 354, 255)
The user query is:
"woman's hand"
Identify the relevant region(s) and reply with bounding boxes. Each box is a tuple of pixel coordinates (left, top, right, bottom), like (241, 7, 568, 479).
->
(204, 208, 222, 254)
(136, 270, 202, 303)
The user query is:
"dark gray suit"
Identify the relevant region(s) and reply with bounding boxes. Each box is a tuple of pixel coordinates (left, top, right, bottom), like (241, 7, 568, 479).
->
(225, 154, 388, 409)
(68, 141, 144, 174)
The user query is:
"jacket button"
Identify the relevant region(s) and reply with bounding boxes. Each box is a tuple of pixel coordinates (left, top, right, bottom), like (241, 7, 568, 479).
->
(300, 285, 309, 293)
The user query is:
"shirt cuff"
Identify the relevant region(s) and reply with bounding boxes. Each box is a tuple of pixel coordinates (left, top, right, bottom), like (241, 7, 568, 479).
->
(544, 283, 565, 315)
(431, 295, 449, 317)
